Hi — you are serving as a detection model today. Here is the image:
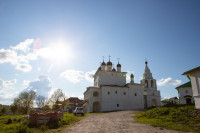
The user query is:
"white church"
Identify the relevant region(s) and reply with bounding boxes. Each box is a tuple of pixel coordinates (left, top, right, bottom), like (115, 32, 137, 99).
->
(83, 58, 161, 112)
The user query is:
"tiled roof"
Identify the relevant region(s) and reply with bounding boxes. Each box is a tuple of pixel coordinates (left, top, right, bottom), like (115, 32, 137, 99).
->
(176, 81, 191, 89)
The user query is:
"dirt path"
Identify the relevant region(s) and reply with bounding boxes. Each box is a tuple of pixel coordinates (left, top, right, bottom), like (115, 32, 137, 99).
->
(63, 111, 182, 133)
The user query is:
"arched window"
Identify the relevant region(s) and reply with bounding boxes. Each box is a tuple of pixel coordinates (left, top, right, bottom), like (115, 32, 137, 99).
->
(115, 91, 117, 94)
(151, 80, 154, 88)
(185, 90, 188, 94)
(93, 91, 99, 97)
(108, 92, 110, 95)
(145, 80, 148, 88)
(124, 92, 126, 95)
(134, 93, 137, 96)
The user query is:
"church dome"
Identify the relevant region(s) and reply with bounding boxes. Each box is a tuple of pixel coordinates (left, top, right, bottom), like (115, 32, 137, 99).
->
(101, 61, 106, 65)
(112, 68, 116, 72)
(117, 63, 121, 67)
(107, 61, 112, 66)
(98, 67, 101, 70)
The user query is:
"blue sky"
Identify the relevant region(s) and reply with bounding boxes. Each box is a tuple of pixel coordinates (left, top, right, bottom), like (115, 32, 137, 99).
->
(0, 0, 199, 105)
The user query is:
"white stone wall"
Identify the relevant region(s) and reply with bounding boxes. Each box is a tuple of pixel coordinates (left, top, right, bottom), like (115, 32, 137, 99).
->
(94, 71, 126, 86)
(117, 67, 121, 72)
(190, 71, 200, 109)
(145, 90, 161, 108)
(178, 87, 194, 104)
(84, 87, 101, 112)
(100, 84, 144, 112)
(84, 84, 144, 112)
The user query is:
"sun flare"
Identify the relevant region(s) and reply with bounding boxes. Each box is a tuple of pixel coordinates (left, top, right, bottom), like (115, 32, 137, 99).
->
(37, 41, 74, 64)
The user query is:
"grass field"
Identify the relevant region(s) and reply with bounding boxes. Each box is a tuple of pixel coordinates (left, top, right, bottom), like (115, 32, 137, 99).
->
(134, 105, 200, 132)
(0, 112, 84, 133)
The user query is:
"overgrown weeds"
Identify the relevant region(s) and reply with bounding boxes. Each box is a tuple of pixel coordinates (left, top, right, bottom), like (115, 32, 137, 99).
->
(134, 105, 200, 132)
(0, 112, 82, 133)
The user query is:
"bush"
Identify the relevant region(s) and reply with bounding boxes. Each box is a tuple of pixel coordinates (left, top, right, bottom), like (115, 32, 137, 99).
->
(5, 118, 12, 124)
(17, 125, 27, 133)
(40, 125, 48, 132)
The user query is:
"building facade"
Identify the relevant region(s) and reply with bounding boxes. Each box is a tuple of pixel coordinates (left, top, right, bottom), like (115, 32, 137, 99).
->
(176, 81, 194, 104)
(83, 58, 161, 112)
(182, 66, 200, 109)
(66, 97, 83, 113)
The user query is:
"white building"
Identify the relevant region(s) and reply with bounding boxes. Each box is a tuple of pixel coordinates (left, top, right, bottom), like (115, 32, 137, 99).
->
(176, 81, 194, 104)
(182, 66, 200, 109)
(83, 58, 161, 112)
(168, 97, 179, 104)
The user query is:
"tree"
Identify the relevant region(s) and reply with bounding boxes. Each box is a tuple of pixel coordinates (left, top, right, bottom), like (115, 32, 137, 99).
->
(10, 90, 36, 114)
(0, 106, 6, 115)
(49, 89, 68, 109)
(43, 104, 51, 110)
(36, 95, 47, 109)
(9, 104, 18, 114)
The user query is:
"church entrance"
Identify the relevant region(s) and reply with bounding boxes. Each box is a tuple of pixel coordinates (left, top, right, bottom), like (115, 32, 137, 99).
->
(93, 102, 100, 112)
(186, 98, 191, 104)
(152, 99, 157, 107)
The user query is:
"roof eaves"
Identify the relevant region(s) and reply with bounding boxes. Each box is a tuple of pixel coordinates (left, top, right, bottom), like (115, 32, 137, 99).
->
(175, 81, 191, 89)
(182, 66, 200, 75)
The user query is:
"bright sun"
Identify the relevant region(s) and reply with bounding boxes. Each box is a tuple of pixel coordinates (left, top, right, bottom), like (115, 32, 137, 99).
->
(39, 41, 74, 64)
(51, 43, 72, 62)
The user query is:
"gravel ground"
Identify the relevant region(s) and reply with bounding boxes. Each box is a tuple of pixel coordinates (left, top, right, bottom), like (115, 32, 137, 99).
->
(63, 111, 184, 133)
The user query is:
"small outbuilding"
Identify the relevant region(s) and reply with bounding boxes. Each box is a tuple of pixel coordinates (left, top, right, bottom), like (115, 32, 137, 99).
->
(176, 82, 194, 104)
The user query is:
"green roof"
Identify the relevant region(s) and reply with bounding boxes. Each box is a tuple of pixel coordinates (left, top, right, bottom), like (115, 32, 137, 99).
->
(176, 81, 191, 89)
(182, 66, 200, 75)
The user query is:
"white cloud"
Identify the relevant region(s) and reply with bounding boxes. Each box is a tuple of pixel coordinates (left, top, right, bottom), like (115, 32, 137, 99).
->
(0, 39, 38, 72)
(60, 69, 84, 83)
(0, 78, 18, 105)
(25, 76, 52, 97)
(157, 77, 182, 86)
(10, 39, 34, 52)
(37, 67, 41, 71)
(0, 79, 17, 90)
(78, 95, 84, 100)
(1, 92, 18, 99)
(0, 92, 19, 105)
(23, 80, 30, 86)
(0, 49, 18, 64)
(15, 63, 32, 72)
(0, 48, 33, 72)
(85, 70, 96, 83)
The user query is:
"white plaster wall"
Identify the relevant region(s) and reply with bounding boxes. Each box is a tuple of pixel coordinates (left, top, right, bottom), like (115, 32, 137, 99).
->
(190, 76, 199, 96)
(107, 65, 112, 71)
(101, 65, 106, 70)
(95, 71, 126, 86)
(190, 71, 200, 96)
(145, 90, 161, 107)
(194, 96, 200, 109)
(117, 67, 121, 72)
(190, 71, 200, 109)
(178, 87, 194, 104)
(100, 85, 144, 112)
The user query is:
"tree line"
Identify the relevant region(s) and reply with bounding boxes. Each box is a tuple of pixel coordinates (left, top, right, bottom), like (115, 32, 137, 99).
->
(8, 88, 68, 115)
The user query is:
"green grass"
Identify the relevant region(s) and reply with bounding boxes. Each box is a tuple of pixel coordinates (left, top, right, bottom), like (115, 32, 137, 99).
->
(0, 112, 86, 133)
(134, 105, 200, 132)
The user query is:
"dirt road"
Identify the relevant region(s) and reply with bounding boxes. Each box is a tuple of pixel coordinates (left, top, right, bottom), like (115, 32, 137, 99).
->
(63, 111, 181, 133)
